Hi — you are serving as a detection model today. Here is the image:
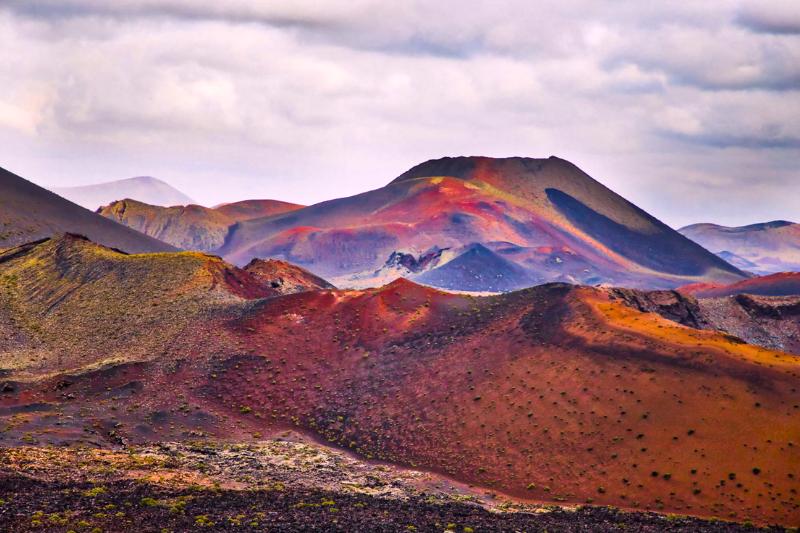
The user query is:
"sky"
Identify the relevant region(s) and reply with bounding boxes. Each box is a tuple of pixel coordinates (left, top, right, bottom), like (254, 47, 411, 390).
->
(0, 1, 798, 228)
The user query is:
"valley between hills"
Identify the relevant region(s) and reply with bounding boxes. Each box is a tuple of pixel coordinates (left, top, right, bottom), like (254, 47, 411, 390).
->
(0, 158, 799, 531)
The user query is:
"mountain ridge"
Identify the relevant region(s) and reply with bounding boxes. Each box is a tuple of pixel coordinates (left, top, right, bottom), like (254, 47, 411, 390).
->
(0, 167, 178, 254)
(680, 220, 800, 274)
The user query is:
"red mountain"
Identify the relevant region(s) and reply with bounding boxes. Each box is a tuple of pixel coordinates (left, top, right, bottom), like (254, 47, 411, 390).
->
(244, 258, 336, 295)
(215, 156, 744, 290)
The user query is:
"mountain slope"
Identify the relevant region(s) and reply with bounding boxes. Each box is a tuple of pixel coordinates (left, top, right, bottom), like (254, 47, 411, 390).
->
(0, 234, 267, 374)
(0, 167, 177, 254)
(0, 235, 797, 525)
(216, 156, 745, 290)
(680, 221, 800, 274)
(98, 198, 304, 251)
(680, 272, 800, 298)
(53, 176, 194, 210)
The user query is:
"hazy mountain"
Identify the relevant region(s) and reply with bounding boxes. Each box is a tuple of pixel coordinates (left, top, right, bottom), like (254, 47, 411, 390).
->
(680, 220, 800, 274)
(52, 176, 194, 210)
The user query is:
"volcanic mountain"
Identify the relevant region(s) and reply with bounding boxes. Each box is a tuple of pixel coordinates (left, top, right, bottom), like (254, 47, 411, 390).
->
(0, 167, 177, 254)
(98, 198, 304, 251)
(0, 235, 797, 525)
(680, 221, 800, 275)
(52, 176, 194, 210)
(210, 156, 744, 290)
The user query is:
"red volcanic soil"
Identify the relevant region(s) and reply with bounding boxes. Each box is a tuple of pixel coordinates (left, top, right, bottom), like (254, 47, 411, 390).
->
(244, 258, 336, 295)
(1, 237, 798, 526)
(213, 199, 304, 220)
(680, 273, 800, 298)
(195, 281, 799, 525)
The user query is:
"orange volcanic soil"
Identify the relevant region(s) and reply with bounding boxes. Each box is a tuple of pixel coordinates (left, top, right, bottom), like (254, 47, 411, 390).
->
(0, 236, 798, 526)
(197, 281, 800, 525)
(681, 272, 800, 298)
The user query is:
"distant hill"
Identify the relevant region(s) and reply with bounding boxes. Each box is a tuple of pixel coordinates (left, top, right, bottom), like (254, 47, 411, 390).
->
(98, 198, 304, 251)
(0, 166, 177, 254)
(680, 220, 800, 274)
(413, 243, 533, 292)
(214, 156, 745, 290)
(52, 176, 194, 210)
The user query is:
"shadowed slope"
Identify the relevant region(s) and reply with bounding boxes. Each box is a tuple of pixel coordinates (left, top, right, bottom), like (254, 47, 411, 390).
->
(99, 198, 303, 251)
(0, 167, 177, 254)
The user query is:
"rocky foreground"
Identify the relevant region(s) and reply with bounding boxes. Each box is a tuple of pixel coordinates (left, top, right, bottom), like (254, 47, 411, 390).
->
(0, 437, 790, 532)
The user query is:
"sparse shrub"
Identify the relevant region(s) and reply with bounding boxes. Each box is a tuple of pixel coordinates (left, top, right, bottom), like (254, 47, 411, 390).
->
(195, 515, 215, 527)
(82, 486, 106, 497)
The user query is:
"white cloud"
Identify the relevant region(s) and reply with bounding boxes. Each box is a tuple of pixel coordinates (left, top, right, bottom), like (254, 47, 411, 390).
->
(0, 1, 797, 227)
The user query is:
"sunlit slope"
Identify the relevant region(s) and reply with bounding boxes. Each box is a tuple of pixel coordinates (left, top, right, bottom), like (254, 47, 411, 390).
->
(99, 198, 303, 251)
(0, 234, 267, 376)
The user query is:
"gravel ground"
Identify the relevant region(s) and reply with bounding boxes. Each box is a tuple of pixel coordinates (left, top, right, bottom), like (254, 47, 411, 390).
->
(0, 441, 791, 532)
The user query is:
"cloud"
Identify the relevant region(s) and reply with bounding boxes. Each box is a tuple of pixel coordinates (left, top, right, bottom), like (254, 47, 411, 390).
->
(3, 0, 361, 28)
(0, 1, 797, 228)
(737, 1, 800, 35)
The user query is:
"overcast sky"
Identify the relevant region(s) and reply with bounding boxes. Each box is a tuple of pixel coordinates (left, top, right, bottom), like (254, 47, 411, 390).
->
(0, 1, 798, 228)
